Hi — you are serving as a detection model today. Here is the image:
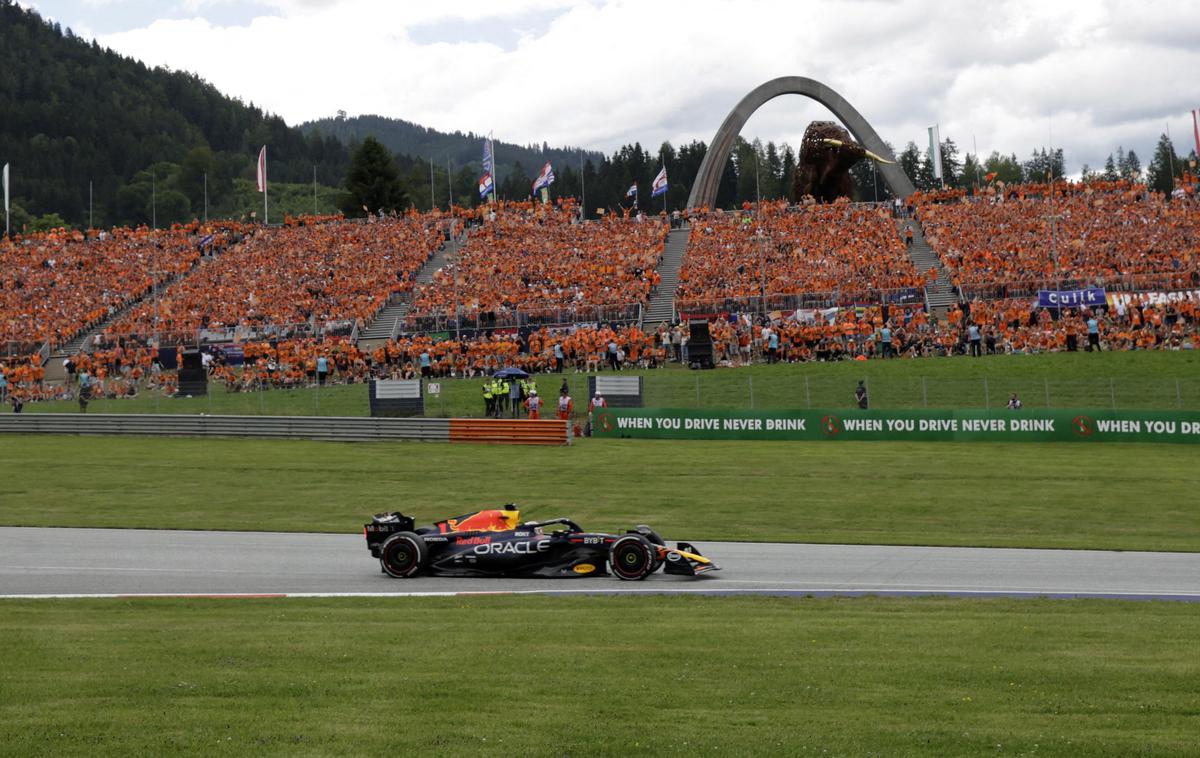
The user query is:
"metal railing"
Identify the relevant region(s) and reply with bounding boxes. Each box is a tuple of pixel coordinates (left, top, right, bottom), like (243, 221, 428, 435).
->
(959, 273, 1200, 302)
(676, 288, 924, 317)
(402, 303, 644, 335)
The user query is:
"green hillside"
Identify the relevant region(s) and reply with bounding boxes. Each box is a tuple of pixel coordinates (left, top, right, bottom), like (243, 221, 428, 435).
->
(0, 0, 350, 229)
(302, 113, 603, 190)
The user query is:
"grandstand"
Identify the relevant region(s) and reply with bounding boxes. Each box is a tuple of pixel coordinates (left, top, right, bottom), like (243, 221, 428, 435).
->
(676, 199, 921, 315)
(915, 181, 1200, 300)
(405, 201, 666, 331)
(109, 214, 445, 344)
(1, 181, 1199, 408)
(1, 225, 206, 354)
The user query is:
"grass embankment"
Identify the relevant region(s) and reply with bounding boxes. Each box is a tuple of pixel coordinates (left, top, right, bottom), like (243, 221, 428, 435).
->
(2, 436, 1197, 551)
(0, 596, 1197, 756)
(23, 351, 1200, 417)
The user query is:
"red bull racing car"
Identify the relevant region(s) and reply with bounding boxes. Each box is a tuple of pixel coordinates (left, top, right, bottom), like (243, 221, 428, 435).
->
(364, 504, 719, 580)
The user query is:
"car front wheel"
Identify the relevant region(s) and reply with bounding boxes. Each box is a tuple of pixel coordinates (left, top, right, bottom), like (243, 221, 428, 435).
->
(609, 534, 655, 581)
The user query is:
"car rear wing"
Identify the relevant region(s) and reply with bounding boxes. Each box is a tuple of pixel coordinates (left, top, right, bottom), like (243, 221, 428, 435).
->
(364, 512, 416, 555)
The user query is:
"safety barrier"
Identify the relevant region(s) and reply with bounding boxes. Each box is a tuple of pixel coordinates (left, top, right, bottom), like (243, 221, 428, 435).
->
(449, 419, 571, 446)
(0, 414, 450, 443)
(0, 413, 572, 445)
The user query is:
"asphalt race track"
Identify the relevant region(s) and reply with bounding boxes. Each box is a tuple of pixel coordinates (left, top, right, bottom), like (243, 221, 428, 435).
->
(1, 527, 1198, 600)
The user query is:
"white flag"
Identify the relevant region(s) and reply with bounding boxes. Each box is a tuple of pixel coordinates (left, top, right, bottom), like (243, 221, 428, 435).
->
(2, 163, 8, 235)
(256, 146, 267, 192)
(928, 125, 943, 181)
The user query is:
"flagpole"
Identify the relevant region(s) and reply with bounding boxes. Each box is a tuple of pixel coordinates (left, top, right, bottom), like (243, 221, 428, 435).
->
(3, 163, 9, 238)
(430, 158, 435, 211)
(579, 150, 586, 221)
(447, 157, 452, 209)
(972, 134, 979, 192)
(152, 169, 157, 230)
(263, 146, 268, 225)
(203, 172, 208, 223)
(1166, 123, 1177, 193)
(663, 161, 668, 215)
(938, 124, 945, 189)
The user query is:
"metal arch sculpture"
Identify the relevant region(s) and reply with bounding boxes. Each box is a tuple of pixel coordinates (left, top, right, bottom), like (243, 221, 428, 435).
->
(686, 76, 915, 209)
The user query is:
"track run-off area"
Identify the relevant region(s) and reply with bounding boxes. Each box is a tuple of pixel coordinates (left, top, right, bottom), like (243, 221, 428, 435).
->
(2, 526, 1197, 601)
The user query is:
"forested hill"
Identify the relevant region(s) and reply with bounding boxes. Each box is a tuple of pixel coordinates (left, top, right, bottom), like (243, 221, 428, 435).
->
(300, 114, 603, 187)
(0, 0, 349, 229)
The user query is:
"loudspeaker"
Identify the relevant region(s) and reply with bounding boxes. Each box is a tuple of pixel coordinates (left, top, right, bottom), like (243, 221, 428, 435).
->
(177, 349, 208, 396)
(687, 320, 714, 369)
(181, 350, 204, 373)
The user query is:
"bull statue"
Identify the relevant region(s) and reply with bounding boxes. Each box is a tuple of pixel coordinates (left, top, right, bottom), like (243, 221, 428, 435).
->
(793, 121, 893, 203)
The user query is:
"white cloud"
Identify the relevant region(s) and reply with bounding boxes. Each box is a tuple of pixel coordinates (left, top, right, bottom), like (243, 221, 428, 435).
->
(83, 0, 1200, 173)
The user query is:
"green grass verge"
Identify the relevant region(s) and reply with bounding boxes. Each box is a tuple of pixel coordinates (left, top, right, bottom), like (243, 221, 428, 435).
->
(3, 435, 1197, 551)
(25, 350, 1200, 417)
(1, 596, 1197, 756)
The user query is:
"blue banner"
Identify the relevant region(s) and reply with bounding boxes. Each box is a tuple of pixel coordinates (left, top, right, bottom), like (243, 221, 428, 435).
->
(1037, 287, 1106, 308)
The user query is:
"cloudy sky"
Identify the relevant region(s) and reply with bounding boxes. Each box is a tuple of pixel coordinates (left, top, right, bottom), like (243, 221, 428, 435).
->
(25, 0, 1200, 174)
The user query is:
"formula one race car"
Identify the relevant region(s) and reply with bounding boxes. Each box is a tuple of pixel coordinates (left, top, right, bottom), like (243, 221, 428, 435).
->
(364, 505, 719, 580)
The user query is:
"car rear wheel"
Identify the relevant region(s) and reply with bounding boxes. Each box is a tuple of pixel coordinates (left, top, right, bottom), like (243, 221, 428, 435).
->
(609, 534, 655, 581)
(380, 532, 427, 578)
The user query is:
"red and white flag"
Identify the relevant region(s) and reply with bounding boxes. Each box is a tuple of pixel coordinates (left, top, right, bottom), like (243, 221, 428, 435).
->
(256, 146, 267, 192)
(1192, 109, 1200, 160)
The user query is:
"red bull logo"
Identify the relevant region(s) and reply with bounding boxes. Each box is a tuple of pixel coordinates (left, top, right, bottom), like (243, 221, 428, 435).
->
(437, 509, 521, 533)
(457, 536, 492, 546)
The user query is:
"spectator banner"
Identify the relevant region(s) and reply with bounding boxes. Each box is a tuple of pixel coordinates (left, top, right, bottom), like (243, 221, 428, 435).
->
(1036, 287, 1106, 309)
(592, 408, 1200, 444)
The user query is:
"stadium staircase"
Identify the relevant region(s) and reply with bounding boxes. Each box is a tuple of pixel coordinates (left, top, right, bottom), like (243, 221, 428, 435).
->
(641, 224, 690, 327)
(357, 233, 464, 346)
(898, 218, 959, 318)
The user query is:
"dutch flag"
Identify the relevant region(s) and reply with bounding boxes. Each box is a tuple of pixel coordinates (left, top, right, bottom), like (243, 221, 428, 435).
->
(625, 183, 637, 198)
(532, 162, 555, 193)
(479, 172, 494, 198)
(651, 167, 668, 198)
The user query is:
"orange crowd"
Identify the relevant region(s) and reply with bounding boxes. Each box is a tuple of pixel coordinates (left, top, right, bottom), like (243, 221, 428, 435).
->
(676, 199, 921, 310)
(916, 182, 1200, 295)
(109, 213, 447, 339)
(0, 224, 207, 350)
(408, 200, 665, 322)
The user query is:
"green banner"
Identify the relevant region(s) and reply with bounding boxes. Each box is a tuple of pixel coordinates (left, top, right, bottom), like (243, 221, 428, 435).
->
(592, 408, 1200, 444)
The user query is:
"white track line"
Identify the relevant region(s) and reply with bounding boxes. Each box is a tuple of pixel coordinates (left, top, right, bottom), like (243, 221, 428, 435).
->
(3, 588, 1199, 600)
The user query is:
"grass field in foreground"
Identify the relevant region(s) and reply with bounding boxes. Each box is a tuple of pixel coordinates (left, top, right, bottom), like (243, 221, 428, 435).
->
(2, 435, 1197, 551)
(0, 596, 1196, 756)
(23, 350, 1200, 417)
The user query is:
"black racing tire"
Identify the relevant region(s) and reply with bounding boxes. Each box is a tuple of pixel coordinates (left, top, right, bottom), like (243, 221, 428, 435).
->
(380, 532, 428, 578)
(635, 526, 666, 573)
(609, 534, 655, 581)
(635, 525, 666, 545)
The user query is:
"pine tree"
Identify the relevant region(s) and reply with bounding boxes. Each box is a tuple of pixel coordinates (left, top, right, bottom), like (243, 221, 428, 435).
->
(899, 142, 923, 189)
(1146, 134, 1179, 195)
(342, 136, 407, 216)
(779, 144, 797, 201)
(1123, 149, 1142, 181)
(939, 137, 961, 188)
